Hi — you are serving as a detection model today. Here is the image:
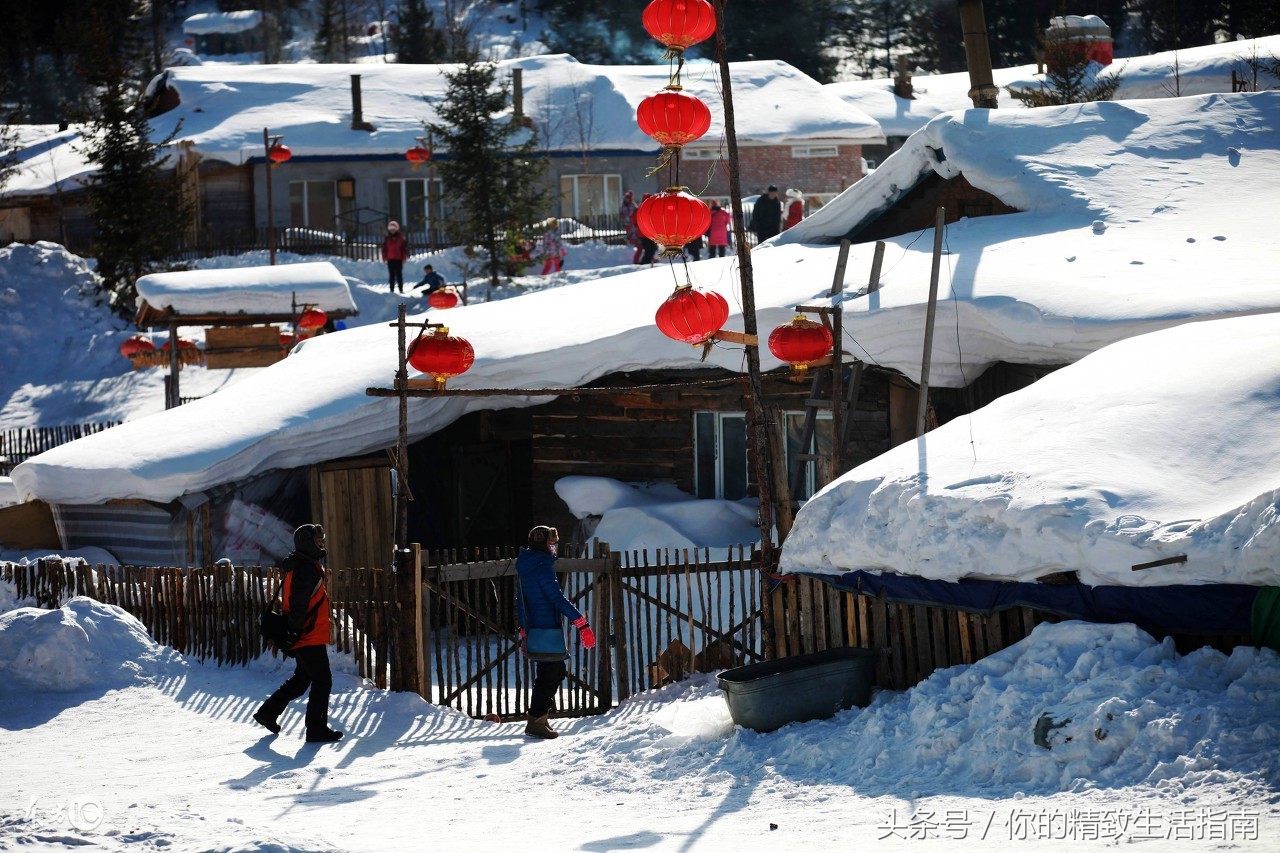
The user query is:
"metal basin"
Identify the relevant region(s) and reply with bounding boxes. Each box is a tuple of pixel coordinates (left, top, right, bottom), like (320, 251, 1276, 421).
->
(718, 646, 878, 733)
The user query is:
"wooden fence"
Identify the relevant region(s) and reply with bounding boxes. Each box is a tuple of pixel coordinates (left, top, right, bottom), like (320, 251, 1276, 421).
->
(0, 422, 119, 475)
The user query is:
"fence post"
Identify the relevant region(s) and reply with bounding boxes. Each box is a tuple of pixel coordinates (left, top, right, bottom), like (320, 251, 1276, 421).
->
(608, 547, 630, 703)
(412, 543, 425, 697)
(393, 546, 420, 692)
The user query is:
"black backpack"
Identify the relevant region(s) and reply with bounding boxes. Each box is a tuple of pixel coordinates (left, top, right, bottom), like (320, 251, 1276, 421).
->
(260, 581, 301, 657)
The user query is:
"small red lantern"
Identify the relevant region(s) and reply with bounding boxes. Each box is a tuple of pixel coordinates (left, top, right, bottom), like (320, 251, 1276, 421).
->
(768, 315, 833, 377)
(268, 143, 292, 166)
(637, 86, 711, 150)
(405, 146, 431, 170)
(279, 330, 295, 348)
(636, 188, 710, 256)
(428, 288, 460, 310)
(120, 335, 155, 358)
(655, 283, 728, 345)
(298, 307, 328, 331)
(643, 0, 716, 55)
(408, 327, 475, 390)
(160, 337, 198, 352)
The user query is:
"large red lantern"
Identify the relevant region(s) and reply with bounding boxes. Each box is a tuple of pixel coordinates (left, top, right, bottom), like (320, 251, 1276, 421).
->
(408, 327, 475, 390)
(636, 188, 710, 256)
(643, 0, 716, 54)
(267, 143, 292, 166)
(637, 86, 711, 150)
(655, 283, 728, 345)
(428, 288, 460, 310)
(120, 335, 155, 358)
(298, 307, 328, 331)
(405, 146, 430, 170)
(768, 315, 833, 377)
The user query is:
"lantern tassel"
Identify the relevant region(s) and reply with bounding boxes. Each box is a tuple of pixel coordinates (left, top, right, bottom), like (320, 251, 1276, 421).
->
(645, 147, 677, 178)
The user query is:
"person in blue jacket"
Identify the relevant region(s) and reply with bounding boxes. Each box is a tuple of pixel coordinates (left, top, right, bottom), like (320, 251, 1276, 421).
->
(515, 525, 595, 739)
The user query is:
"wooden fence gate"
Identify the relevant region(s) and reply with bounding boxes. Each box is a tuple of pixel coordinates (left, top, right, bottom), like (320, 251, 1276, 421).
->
(419, 544, 765, 721)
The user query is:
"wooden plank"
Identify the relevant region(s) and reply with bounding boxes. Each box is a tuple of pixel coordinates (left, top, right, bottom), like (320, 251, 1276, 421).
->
(0, 500, 60, 550)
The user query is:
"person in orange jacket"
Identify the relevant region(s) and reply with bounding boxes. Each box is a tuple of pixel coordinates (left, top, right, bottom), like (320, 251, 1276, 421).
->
(253, 524, 343, 743)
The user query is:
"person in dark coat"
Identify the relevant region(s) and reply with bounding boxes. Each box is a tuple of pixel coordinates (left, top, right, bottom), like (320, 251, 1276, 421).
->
(750, 185, 783, 244)
(253, 524, 343, 743)
(382, 221, 410, 293)
(414, 264, 445, 293)
(515, 525, 596, 739)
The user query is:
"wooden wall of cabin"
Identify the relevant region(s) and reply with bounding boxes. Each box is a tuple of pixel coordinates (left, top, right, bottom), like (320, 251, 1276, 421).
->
(199, 162, 254, 237)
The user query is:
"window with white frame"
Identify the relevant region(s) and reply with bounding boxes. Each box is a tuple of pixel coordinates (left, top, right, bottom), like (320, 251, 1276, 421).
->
(387, 177, 443, 235)
(289, 180, 354, 231)
(560, 174, 622, 218)
(694, 409, 833, 502)
(681, 148, 718, 160)
(791, 144, 839, 158)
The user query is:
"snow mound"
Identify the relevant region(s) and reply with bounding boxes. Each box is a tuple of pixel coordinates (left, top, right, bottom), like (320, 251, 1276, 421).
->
(555, 476, 696, 518)
(565, 622, 1280, 801)
(0, 597, 182, 692)
(594, 500, 759, 560)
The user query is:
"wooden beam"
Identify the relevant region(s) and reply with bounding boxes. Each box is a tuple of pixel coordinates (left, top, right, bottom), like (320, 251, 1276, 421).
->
(710, 329, 758, 346)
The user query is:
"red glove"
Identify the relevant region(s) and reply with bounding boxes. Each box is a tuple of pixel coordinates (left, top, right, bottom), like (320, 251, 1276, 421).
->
(518, 627, 527, 656)
(573, 616, 596, 649)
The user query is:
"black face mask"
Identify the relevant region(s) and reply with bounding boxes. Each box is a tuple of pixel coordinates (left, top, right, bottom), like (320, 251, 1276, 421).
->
(294, 525, 326, 561)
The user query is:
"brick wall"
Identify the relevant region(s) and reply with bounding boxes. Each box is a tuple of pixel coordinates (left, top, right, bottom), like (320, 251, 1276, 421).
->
(681, 143, 866, 199)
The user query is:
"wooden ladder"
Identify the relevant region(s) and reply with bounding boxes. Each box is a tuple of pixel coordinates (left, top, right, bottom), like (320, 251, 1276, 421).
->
(787, 240, 884, 505)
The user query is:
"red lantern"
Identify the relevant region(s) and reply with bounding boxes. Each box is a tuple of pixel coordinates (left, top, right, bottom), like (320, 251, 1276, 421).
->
(655, 283, 728, 345)
(636, 188, 710, 256)
(643, 0, 716, 54)
(637, 86, 711, 150)
(268, 143, 292, 166)
(408, 327, 475, 390)
(120, 335, 155, 358)
(298, 308, 328, 330)
(768, 315, 833, 377)
(160, 337, 198, 351)
(428, 288, 460, 310)
(279, 330, 295, 348)
(405, 146, 430, 170)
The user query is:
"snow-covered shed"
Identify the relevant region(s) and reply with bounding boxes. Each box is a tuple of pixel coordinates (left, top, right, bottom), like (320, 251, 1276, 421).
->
(11, 92, 1280, 574)
(182, 11, 266, 57)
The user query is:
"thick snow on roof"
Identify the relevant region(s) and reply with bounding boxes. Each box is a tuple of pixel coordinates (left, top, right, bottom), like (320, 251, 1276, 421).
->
(828, 34, 1280, 139)
(2, 125, 94, 196)
(147, 54, 881, 164)
(135, 261, 357, 316)
(12, 92, 1280, 513)
(772, 90, 1280, 382)
(781, 313, 1280, 588)
(182, 11, 263, 35)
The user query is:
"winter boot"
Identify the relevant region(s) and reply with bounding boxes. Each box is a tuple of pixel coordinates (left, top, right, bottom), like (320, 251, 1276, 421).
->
(253, 708, 281, 734)
(524, 714, 558, 739)
(306, 727, 344, 743)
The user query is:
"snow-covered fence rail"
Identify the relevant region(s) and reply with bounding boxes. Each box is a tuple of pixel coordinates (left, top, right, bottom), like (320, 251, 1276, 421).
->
(0, 422, 119, 475)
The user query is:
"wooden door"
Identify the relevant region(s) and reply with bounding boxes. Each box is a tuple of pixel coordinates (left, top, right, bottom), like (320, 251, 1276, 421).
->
(312, 458, 394, 570)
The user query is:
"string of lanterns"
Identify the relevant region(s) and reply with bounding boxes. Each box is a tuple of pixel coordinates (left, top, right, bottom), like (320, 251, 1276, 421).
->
(639, 0, 834, 377)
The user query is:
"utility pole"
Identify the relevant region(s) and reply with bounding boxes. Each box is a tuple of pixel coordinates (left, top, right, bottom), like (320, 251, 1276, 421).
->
(958, 0, 1000, 108)
(714, 0, 786, 656)
(916, 207, 946, 436)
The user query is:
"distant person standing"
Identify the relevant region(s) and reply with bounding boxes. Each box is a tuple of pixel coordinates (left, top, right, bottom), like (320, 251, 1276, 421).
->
(254, 524, 343, 743)
(750, 185, 782, 244)
(707, 200, 732, 258)
(382, 221, 409, 293)
(620, 190, 642, 264)
(515, 525, 595, 739)
(784, 188, 805, 230)
(540, 220, 567, 275)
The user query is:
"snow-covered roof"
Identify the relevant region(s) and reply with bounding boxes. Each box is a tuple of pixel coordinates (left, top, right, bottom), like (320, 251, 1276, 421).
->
(0, 125, 94, 197)
(182, 11, 263, 35)
(827, 34, 1280, 139)
(781, 312, 1280, 588)
(146, 54, 882, 164)
(12, 91, 1280, 514)
(134, 262, 357, 319)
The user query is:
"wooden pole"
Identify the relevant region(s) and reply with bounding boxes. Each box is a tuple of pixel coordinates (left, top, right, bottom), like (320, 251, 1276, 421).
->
(958, 0, 1000, 109)
(714, 0, 780, 658)
(263, 128, 277, 265)
(830, 239, 851, 475)
(868, 240, 886, 293)
(166, 320, 180, 409)
(916, 207, 946, 437)
(395, 303, 409, 549)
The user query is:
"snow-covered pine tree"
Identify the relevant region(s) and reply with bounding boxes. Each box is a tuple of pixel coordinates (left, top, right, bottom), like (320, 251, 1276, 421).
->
(428, 53, 546, 291)
(1008, 38, 1122, 107)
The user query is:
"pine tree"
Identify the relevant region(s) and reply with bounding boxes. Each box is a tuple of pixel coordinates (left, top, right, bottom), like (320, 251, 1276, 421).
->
(393, 0, 448, 64)
(76, 1, 191, 313)
(1007, 38, 1122, 107)
(429, 54, 547, 290)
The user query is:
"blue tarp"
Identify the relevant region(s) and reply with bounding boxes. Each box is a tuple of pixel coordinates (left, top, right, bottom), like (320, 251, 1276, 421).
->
(816, 570, 1257, 637)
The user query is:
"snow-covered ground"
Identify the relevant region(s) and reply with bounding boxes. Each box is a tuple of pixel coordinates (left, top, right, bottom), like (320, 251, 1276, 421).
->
(2, 595, 1277, 851)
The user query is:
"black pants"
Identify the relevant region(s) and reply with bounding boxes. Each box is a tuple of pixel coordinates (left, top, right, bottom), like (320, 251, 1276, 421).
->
(387, 259, 405, 292)
(529, 660, 566, 718)
(710, 245, 728, 258)
(259, 644, 332, 732)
